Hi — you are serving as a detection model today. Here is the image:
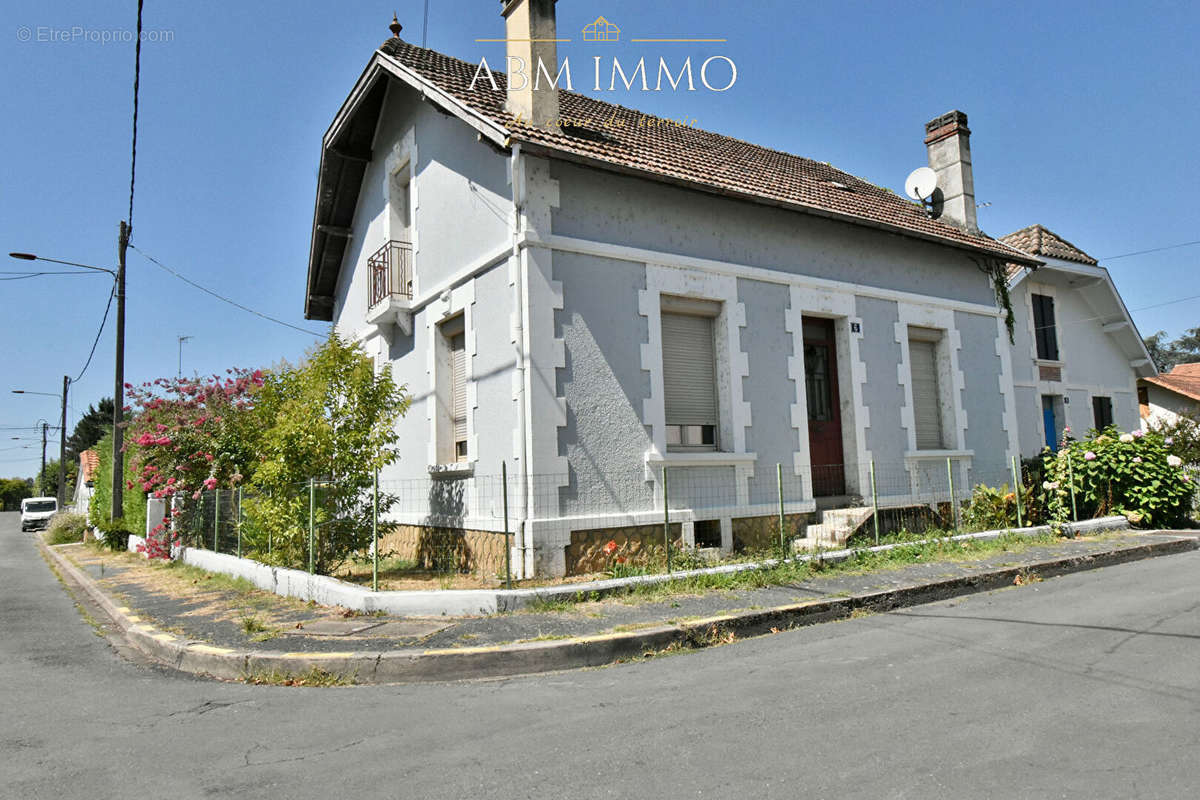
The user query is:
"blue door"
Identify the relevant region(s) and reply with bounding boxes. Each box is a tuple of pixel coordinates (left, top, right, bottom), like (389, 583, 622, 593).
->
(1042, 396, 1058, 451)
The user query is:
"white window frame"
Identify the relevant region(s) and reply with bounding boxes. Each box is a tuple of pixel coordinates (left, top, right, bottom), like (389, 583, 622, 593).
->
(896, 303, 970, 462)
(426, 282, 476, 472)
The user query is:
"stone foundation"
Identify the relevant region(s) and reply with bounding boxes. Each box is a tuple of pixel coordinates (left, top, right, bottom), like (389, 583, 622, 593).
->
(565, 523, 684, 576)
(732, 512, 814, 552)
(377, 525, 510, 579)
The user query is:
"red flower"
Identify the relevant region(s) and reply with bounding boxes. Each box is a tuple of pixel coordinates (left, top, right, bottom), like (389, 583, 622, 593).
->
(603, 540, 618, 556)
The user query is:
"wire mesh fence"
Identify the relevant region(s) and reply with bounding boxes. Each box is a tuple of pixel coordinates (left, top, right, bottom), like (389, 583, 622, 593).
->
(157, 454, 1089, 589)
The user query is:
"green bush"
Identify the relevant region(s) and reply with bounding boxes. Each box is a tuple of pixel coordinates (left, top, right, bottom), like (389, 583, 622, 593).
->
(92, 517, 134, 552)
(961, 483, 1032, 531)
(1040, 426, 1195, 529)
(88, 430, 146, 538)
(45, 512, 87, 545)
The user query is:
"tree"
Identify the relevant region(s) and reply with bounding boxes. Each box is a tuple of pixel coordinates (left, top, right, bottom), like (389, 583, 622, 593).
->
(0, 478, 33, 511)
(36, 459, 78, 502)
(65, 398, 114, 461)
(1143, 327, 1200, 372)
(244, 332, 409, 572)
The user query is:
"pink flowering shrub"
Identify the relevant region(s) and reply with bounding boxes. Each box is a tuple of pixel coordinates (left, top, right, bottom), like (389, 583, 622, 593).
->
(124, 370, 264, 555)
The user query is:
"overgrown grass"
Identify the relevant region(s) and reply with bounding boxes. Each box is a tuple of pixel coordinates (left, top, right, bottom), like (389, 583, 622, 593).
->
(156, 559, 260, 596)
(594, 530, 1060, 605)
(241, 666, 355, 687)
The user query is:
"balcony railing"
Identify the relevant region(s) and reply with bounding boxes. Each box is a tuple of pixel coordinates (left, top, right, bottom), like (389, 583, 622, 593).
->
(368, 240, 413, 309)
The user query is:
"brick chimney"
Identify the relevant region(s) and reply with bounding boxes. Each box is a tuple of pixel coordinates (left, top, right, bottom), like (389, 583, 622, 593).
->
(924, 110, 978, 234)
(501, 0, 559, 125)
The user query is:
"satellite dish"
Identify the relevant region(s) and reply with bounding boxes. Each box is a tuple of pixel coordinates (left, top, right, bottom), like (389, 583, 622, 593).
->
(904, 166, 938, 202)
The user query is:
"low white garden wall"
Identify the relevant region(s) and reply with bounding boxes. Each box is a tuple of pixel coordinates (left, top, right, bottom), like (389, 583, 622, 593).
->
(177, 516, 1132, 617)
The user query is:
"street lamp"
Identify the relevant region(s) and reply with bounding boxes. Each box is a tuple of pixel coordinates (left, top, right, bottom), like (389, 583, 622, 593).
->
(9, 237, 126, 521)
(12, 387, 69, 507)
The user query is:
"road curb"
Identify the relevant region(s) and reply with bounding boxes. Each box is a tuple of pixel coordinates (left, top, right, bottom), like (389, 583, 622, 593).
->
(38, 533, 1198, 685)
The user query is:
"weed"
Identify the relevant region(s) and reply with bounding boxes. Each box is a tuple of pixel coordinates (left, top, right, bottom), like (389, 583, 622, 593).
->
(241, 666, 355, 687)
(239, 613, 268, 635)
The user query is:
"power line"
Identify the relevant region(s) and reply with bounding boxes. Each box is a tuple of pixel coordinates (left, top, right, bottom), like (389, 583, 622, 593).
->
(128, 0, 143, 234)
(1103, 240, 1200, 261)
(130, 244, 325, 337)
(71, 282, 118, 383)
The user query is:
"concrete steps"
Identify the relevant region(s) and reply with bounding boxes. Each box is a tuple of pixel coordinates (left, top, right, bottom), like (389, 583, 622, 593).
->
(793, 504, 873, 552)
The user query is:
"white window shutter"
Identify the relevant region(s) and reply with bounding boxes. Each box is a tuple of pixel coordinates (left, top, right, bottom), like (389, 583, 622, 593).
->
(661, 312, 717, 427)
(450, 332, 467, 448)
(909, 338, 944, 449)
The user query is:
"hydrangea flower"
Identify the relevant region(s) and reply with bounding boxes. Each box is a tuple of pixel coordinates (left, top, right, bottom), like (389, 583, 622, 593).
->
(1120, 433, 1135, 443)
(1084, 451, 1096, 461)
(1167, 455, 1183, 467)
(1132, 456, 1143, 464)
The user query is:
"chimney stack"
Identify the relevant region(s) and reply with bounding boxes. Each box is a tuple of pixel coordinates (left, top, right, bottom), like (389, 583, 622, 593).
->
(501, 0, 559, 126)
(924, 110, 978, 233)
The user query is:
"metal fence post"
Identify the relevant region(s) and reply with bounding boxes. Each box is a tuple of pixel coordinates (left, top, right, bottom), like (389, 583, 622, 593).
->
(236, 486, 242, 559)
(870, 459, 880, 545)
(663, 466, 671, 575)
(1011, 456, 1024, 529)
(777, 462, 786, 556)
(308, 477, 315, 574)
(372, 468, 379, 593)
(1067, 451, 1078, 523)
(213, 488, 220, 552)
(946, 458, 957, 532)
(502, 462, 512, 590)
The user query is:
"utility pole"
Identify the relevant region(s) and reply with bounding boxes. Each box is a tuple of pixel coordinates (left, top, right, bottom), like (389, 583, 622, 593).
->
(111, 220, 128, 521)
(40, 422, 47, 496)
(58, 375, 68, 509)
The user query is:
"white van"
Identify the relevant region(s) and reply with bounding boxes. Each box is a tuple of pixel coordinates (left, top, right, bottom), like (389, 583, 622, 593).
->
(20, 497, 58, 532)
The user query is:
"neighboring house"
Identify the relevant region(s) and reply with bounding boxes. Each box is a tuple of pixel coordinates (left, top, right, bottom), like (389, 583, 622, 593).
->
(72, 449, 99, 516)
(303, 2, 1047, 577)
(999, 225, 1156, 455)
(1140, 363, 1200, 429)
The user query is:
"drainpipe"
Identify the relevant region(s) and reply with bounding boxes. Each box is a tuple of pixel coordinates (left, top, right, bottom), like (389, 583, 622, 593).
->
(509, 141, 532, 578)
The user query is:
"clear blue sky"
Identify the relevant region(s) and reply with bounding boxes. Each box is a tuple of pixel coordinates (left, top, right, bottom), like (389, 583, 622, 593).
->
(2, 0, 1197, 479)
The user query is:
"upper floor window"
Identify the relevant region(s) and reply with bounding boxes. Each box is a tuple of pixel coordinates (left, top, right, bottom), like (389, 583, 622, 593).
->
(661, 297, 721, 451)
(389, 165, 411, 243)
(1032, 293, 1059, 361)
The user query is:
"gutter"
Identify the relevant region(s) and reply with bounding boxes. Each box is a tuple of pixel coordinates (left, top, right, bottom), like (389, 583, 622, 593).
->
(509, 141, 532, 578)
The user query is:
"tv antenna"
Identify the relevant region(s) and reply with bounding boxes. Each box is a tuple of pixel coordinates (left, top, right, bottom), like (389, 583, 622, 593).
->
(904, 166, 938, 217)
(177, 334, 193, 378)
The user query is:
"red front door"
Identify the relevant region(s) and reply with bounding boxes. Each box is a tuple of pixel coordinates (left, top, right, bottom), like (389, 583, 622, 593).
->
(803, 317, 846, 496)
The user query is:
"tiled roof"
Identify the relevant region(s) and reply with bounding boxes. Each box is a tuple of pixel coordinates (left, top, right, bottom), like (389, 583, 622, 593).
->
(377, 37, 1037, 265)
(78, 450, 99, 483)
(1145, 362, 1200, 403)
(999, 224, 1098, 266)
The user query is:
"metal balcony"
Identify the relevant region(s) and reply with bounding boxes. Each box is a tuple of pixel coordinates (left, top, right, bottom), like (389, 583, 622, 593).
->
(367, 240, 413, 309)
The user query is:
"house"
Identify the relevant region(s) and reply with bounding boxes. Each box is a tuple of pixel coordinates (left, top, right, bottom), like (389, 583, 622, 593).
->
(72, 449, 99, 516)
(998, 225, 1156, 454)
(1140, 363, 1200, 429)
(304, 2, 1055, 577)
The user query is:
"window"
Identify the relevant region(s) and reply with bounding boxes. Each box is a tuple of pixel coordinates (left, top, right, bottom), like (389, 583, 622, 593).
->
(1138, 386, 1149, 418)
(908, 328, 945, 450)
(661, 298, 720, 451)
(389, 166, 411, 243)
(1092, 396, 1114, 430)
(439, 315, 468, 463)
(1032, 293, 1059, 361)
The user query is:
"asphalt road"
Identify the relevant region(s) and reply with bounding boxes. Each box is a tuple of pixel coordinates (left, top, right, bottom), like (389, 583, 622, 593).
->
(4, 511, 1199, 799)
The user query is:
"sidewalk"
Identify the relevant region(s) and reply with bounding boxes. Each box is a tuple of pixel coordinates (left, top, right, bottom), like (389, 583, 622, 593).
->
(42, 531, 1197, 684)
